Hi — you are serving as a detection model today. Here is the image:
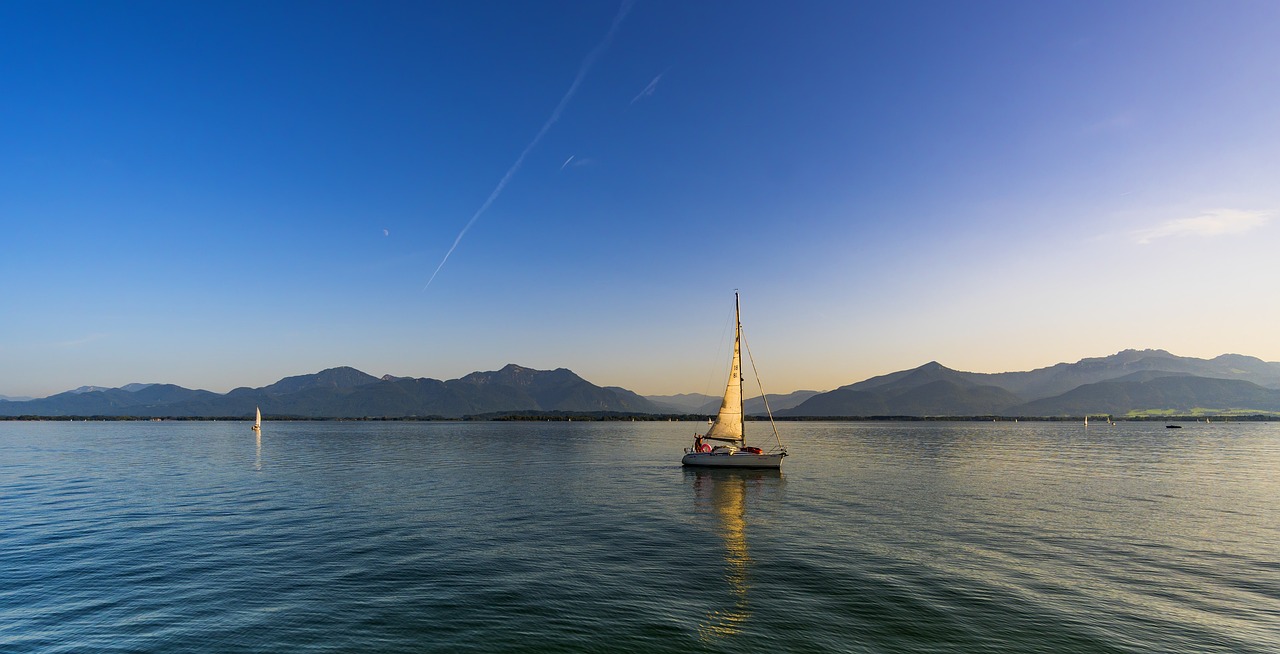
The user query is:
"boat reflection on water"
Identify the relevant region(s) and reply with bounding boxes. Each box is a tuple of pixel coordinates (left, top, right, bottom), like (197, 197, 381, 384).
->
(687, 467, 784, 640)
(253, 406, 263, 471)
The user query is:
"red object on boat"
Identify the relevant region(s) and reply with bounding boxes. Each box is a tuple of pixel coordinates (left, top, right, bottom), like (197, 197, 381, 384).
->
(743, 447, 763, 455)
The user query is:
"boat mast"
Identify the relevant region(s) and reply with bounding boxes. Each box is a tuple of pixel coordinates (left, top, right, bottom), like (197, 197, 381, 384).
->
(735, 291, 744, 446)
(703, 291, 748, 445)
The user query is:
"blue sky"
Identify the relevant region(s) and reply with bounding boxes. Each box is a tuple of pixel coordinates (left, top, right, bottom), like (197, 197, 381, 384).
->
(3, 0, 1278, 398)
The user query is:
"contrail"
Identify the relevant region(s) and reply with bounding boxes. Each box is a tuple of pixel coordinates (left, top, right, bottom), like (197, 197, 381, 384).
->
(631, 70, 665, 104)
(425, 0, 636, 290)
(560, 155, 575, 171)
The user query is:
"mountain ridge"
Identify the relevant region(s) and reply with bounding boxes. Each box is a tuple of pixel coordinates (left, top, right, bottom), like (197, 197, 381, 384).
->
(4, 350, 1279, 418)
(0, 365, 663, 419)
(784, 350, 1280, 417)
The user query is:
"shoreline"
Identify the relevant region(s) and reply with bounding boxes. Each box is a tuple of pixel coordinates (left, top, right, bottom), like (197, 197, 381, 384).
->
(4, 414, 1277, 423)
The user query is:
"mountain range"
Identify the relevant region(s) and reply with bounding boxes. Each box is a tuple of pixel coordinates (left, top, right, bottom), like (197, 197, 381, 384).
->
(647, 390, 822, 415)
(779, 349, 1280, 417)
(3, 349, 1279, 419)
(0, 365, 663, 419)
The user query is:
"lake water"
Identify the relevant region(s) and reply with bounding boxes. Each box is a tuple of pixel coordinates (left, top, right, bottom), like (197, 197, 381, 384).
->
(2, 420, 1277, 653)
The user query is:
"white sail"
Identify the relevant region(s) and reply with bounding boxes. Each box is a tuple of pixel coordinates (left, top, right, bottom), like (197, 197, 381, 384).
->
(253, 406, 262, 432)
(705, 300, 744, 443)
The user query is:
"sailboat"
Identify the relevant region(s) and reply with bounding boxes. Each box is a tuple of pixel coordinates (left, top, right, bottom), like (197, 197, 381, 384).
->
(252, 406, 261, 433)
(682, 293, 788, 469)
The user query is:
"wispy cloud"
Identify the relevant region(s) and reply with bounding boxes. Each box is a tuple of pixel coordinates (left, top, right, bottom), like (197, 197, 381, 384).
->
(424, 0, 635, 290)
(54, 333, 108, 349)
(560, 155, 595, 170)
(1132, 208, 1272, 245)
(631, 70, 666, 104)
(1080, 111, 1137, 135)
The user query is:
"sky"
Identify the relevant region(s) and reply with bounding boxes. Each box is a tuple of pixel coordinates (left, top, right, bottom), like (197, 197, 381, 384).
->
(3, 0, 1279, 399)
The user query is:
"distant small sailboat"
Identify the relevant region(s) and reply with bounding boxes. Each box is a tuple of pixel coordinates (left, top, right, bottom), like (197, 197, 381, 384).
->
(252, 406, 261, 433)
(682, 293, 787, 469)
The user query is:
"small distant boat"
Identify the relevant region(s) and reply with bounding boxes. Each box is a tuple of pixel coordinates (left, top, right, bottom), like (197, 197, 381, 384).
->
(682, 293, 787, 469)
(252, 406, 262, 433)
(1166, 424, 1182, 429)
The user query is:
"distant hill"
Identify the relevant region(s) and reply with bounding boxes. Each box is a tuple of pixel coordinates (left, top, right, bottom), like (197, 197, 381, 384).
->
(782, 364, 1022, 417)
(255, 366, 380, 395)
(784, 351, 1280, 417)
(0, 364, 661, 419)
(745, 390, 822, 415)
(645, 393, 716, 414)
(971, 349, 1280, 398)
(69, 385, 116, 394)
(2, 384, 224, 417)
(605, 386, 667, 412)
(1007, 376, 1280, 416)
(646, 390, 821, 415)
(5, 349, 1279, 419)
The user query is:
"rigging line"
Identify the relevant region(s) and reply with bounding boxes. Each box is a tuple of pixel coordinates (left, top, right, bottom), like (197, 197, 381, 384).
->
(702, 303, 735, 404)
(742, 328, 785, 452)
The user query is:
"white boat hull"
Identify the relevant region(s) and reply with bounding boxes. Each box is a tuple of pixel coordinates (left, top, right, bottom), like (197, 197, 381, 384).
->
(682, 451, 785, 469)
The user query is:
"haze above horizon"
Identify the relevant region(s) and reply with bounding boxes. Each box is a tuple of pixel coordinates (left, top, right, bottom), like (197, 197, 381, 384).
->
(3, 1, 1278, 398)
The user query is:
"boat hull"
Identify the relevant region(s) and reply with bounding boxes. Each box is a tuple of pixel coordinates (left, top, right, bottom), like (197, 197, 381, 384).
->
(681, 451, 785, 469)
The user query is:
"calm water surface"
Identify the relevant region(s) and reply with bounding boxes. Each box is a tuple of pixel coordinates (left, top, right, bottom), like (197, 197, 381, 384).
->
(2, 420, 1277, 652)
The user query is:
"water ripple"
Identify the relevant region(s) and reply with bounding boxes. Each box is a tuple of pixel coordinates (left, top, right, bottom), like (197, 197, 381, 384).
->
(1, 420, 1277, 652)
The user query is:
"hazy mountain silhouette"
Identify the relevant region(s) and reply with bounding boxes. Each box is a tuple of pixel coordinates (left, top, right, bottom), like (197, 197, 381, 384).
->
(4, 350, 1279, 419)
(0, 365, 661, 418)
(782, 363, 1022, 417)
(973, 349, 1280, 398)
(646, 391, 820, 415)
(254, 366, 380, 395)
(1008, 376, 1280, 416)
(645, 393, 717, 414)
(2, 384, 223, 417)
(744, 390, 822, 415)
(784, 351, 1280, 417)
